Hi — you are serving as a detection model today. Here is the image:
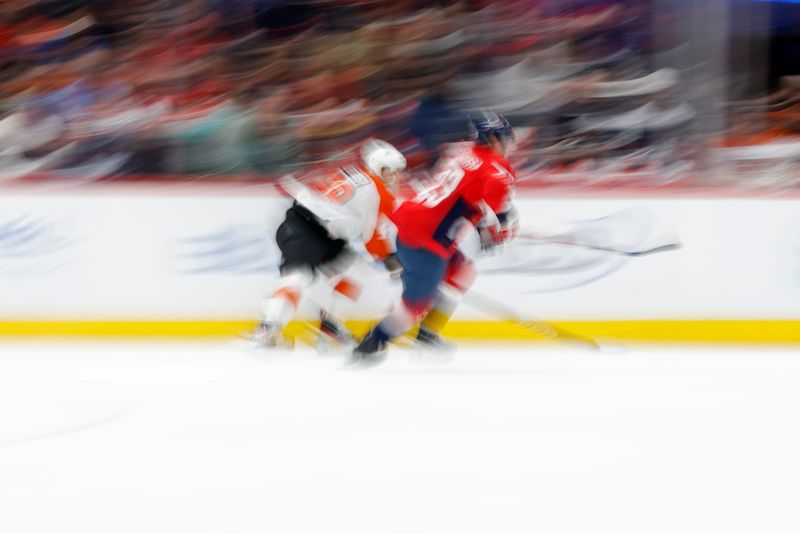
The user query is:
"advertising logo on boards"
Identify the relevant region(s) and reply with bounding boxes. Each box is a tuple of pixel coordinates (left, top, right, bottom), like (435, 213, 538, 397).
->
(0, 216, 74, 277)
(174, 224, 279, 275)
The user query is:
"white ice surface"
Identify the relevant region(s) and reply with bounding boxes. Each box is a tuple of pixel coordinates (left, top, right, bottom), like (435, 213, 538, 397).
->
(1, 342, 800, 533)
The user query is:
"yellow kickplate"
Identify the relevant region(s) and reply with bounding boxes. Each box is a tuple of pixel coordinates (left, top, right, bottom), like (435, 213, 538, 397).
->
(0, 320, 798, 343)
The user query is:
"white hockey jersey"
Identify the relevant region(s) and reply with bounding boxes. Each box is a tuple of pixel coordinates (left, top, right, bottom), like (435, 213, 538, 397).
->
(282, 165, 395, 248)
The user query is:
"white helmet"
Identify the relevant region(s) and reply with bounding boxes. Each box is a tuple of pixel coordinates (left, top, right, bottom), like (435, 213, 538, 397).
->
(361, 139, 406, 177)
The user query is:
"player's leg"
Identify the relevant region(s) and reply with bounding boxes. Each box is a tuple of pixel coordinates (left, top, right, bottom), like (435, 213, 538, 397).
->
(351, 242, 448, 361)
(314, 243, 405, 350)
(254, 203, 349, 347)
(312, 265, 367, 350)
(255, 268, 313, 347)
(416, 251, 477, 349)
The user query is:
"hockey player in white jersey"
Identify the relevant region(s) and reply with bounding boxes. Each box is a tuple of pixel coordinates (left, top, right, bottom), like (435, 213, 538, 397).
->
(251, 139, 404, 348)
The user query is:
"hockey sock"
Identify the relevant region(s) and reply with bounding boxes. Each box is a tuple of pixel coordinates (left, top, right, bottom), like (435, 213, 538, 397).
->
(419, 286, 461, 336)
(262, 270, 313, 327)
(419, 254, 476, 336)
(374, 300, 418, 342)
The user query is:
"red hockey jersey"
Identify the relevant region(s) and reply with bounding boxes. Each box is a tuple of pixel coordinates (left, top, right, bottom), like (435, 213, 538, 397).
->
(395, 143, 515, 258)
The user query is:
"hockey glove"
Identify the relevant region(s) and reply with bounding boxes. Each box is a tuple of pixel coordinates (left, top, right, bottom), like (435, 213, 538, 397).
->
(478, 207, 519, 254)
(496, 206, 520, 243)
(478, 223, 503, 253)
(383, 253, 403, 279)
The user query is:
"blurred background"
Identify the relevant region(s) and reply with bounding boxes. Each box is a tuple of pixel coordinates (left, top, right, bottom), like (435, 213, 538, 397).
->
(0, 0, 798, 189)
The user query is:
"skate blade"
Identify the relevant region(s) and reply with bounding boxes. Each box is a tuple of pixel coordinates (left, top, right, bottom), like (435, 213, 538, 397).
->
(232, 334, 294, 355)
(342, 351, 387, 369)
(408, 348, 456, 365)
(316, 336, 357, 356)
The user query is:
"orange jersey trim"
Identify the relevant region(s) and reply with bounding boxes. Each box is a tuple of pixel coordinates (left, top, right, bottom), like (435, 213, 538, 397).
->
(364, 172, 397, 260)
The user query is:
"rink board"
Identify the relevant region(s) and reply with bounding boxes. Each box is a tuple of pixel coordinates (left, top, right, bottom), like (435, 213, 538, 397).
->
(0, 320, 800, 344)
(1, 187, 800, 342)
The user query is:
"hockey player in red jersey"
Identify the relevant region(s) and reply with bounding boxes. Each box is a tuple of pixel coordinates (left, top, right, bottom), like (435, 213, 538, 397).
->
(352, 111, 518, 364)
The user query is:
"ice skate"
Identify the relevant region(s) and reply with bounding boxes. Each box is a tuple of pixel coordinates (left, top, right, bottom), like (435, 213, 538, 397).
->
(410, 326, 456, 364)
(348, 328, 388, 368)
(248, 321, 293, 350)
(316, 312, 356, 353)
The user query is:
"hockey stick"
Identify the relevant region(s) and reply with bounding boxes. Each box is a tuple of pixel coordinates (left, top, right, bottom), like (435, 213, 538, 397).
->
(463, 290, 601, 350)
(517, 232, 682, 257)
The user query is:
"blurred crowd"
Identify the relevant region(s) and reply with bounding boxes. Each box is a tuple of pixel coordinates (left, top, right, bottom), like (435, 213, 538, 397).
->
(0, 0, 717, 186)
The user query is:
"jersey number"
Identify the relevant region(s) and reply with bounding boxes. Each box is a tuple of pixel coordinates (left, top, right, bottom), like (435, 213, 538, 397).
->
(312, 175, 356, 204)
(415, 164, 465, 207)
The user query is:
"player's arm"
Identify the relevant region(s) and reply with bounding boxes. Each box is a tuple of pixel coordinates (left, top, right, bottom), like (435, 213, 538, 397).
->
(371, 175, 397, 220)
(366, 175, 401, 276)
(476, 166, 518, 252)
